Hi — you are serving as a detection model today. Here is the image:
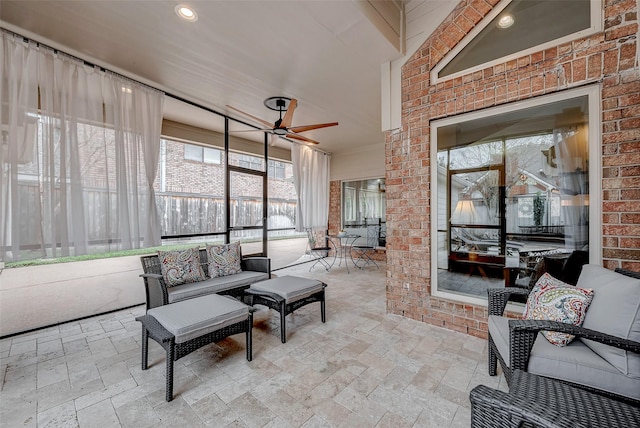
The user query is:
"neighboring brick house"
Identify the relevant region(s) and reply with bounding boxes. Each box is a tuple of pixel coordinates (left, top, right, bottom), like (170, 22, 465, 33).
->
(160, 139, 295, 200)
(371, 0, 639, 338)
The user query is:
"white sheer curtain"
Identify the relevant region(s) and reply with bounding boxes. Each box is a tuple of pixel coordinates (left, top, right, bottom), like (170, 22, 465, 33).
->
(553, 125, 589, 250)
(0, 32, 163, 262)
(291, 144, 330, 231)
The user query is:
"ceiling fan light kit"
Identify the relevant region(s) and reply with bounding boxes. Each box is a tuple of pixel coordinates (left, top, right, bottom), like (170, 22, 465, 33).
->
(226, 96, 338, 145)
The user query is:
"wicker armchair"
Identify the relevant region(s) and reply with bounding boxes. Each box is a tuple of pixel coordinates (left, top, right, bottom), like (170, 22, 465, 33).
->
(488, 265, 640, 404)
(470, 370, 640, 428)
(489, 250, 589, 380)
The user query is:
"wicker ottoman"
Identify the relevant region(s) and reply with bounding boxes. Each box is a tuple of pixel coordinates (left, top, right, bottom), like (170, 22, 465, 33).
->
(244, 275, 327, 343)
(136, 294, 254, 401)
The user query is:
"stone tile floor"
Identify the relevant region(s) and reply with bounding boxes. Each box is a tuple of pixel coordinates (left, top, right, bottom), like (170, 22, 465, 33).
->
(0, 261, 507, 427)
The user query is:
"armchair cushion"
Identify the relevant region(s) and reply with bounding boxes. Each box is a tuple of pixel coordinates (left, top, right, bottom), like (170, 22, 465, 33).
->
(158, 246, 206, 287)
(206, 241, 242, 278)
(577, 264, 640, 378)
(523, 273, 594, 346)
(488, 315, 640, 400)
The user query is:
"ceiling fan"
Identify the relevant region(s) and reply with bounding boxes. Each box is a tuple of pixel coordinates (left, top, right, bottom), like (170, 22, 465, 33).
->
(226, 96, 338, 145)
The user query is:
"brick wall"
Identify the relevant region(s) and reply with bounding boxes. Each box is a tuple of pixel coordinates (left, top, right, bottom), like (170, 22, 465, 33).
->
(386, 0, 640, 338)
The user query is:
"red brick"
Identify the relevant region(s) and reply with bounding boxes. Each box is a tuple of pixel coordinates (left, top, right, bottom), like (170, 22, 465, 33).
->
(388, 0, 640, 341)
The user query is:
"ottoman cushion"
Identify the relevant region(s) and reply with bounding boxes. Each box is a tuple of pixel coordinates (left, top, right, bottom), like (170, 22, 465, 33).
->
(250, 276, 324, 302)
(147, 294, 249, 343)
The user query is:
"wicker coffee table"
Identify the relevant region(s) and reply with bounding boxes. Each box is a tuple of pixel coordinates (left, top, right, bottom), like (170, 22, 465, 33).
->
(470, 370, 640, 428)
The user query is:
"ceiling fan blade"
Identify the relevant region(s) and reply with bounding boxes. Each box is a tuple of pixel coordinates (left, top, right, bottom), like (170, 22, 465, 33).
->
(230, 128, 273, 132)
(286, 132, 320, 145)
(288, 121, 339, 134)
(226, 105, 273, 129)
(280, 98, 297, 129)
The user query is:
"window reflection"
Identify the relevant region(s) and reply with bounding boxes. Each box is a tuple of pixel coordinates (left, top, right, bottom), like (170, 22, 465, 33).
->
(434, 91, 593, 299)
(342, 178, 386, 247)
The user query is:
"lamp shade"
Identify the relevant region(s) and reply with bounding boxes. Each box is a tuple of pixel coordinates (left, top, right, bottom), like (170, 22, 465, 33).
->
(451, 199, 478, 225)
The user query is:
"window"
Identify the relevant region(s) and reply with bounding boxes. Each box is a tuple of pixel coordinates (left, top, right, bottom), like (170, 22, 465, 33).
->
(431, 86, 601, 303)
(159, 138, 298, 239)
(268, 160, 286, 180)
(184, 144, 221, 164)
(433, 0, 600, 82)
(341, 178, 386, 227)
(229, 153, 264, 171)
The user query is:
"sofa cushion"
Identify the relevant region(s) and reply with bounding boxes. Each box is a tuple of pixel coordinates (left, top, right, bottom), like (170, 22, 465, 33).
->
(167, 271, 269, 303)
(206, 242, 242, 278)
(578, 264, 640, 378)
(488, 315, 640, 400)
(158, 246, 206, 287)
(148, 294, 249, 344)
(523, 273, 593, 346)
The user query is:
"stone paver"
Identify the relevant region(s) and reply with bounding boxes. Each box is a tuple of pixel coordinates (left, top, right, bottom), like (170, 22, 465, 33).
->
(0, 261, 507, 427)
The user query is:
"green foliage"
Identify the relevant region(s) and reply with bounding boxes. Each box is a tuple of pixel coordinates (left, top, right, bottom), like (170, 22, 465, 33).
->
(533, 193, 545, 226)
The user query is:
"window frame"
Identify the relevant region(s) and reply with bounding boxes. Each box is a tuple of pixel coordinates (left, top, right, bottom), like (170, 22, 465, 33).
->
(430, 85, 602, 307)
(430, 0, 602, 85)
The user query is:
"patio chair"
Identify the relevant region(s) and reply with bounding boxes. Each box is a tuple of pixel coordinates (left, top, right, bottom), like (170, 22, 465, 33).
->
(352, 226, 379, 269)
(306, 228, 335, 271)
(487, 263, 640, 404)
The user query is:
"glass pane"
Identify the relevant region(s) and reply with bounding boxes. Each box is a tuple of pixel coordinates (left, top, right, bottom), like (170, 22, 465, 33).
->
(435, 92, 591, 299)
(230, 171, 263, 228)
(158, 139, 226, 236)
(230, 228, 262, 249)
(451, 170, 500, 226)
(448, 141, 503, 169)
(229, 152, 265, 172)
(267, 160, 296, 230)
(203, 147, 221, 164)
(439, 0, 591, 78)
(341, 178, 386, 228)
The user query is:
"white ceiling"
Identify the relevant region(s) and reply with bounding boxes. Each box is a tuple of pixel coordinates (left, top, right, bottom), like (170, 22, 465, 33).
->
(0, 0, 455, 155)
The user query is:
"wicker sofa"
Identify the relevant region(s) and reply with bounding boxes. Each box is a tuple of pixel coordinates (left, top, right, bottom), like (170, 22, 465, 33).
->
(140, 247, 270, 310)
(488, 264, 640, 403)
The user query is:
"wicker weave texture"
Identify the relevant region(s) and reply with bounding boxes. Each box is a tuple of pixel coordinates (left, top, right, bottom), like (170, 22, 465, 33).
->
(139, 249, 270, 310)
(136, 311, 254, 402)
(246, 281, 327, 343)
(470, 370, 640, 428)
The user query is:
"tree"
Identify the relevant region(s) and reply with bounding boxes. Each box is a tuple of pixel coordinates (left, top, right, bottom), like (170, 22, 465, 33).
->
(533, 192, 545, 227)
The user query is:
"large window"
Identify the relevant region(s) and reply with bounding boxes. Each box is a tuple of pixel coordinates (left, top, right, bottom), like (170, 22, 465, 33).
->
(158, 139, 297, 241)
(341, 178, 386, 247)
(433, 0, 600, 82)
(431, 86, 601, 303)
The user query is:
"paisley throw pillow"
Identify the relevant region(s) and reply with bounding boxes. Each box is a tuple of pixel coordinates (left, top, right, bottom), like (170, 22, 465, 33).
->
(158, 247, 206, 287)
(523, 273, 594, 346)
(206, 241, 242, 278)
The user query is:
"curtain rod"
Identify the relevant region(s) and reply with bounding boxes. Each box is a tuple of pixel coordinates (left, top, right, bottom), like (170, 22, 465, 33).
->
(2, 27, 331, 155)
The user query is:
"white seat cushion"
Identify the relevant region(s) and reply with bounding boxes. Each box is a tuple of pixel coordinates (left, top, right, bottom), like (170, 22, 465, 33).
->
(148, 294, 249, 343)
(250, 276, 323, 302)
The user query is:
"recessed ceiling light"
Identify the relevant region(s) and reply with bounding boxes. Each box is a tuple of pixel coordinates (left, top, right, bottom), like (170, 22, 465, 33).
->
(497, 14, 514, 29)
(175, 5, 198, 22)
